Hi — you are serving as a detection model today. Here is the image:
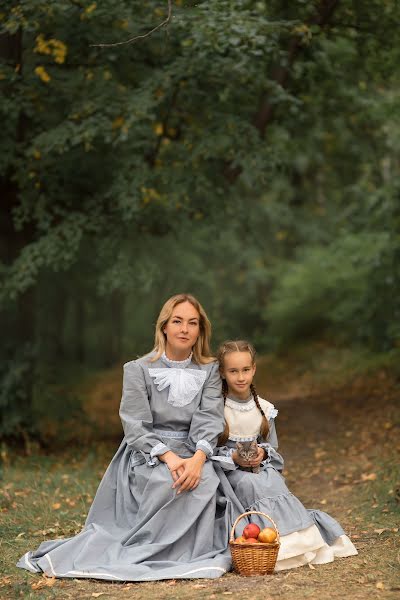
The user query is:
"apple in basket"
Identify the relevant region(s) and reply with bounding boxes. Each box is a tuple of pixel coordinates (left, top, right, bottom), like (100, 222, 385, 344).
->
(244, 537, 258, 544)
(234, 536, 247, 544)
(243, 523, 261, 539)
(257, 527, 277, 543)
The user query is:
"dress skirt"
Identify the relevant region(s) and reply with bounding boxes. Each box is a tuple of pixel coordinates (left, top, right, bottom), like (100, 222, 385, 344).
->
(216, 463, 358, 571)
(18, 438, 235, 581)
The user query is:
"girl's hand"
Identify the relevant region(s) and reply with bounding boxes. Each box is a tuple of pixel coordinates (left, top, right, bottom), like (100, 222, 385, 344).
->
(172, 450, 207, 494)
(159, 451, 185, 482)
(232, 447, 266, 468)
(250, 447, 266, 467)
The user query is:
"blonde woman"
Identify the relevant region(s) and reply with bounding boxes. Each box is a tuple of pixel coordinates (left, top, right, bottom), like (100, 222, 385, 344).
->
(18, 294, 232, 581)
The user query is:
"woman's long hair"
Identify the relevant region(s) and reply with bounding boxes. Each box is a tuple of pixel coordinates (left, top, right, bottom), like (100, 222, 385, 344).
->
(150, 293, 215, 364)
(217, 340, 269, 444)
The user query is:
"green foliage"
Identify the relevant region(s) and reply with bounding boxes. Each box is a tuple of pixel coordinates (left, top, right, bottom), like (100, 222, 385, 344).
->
(0, 0, 399, 437)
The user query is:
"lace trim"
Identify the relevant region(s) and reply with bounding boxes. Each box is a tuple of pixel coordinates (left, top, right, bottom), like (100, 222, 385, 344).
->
(196, 439, 213, 457)
(225, 398, 255, 412)
(225, 397, 278, 419)
(228, 434, 258, 442)
(153, 428, 189, 439)
(149, 367, 207, 407)
(161, 351, 193, 369)
(150, 442, 169, 458)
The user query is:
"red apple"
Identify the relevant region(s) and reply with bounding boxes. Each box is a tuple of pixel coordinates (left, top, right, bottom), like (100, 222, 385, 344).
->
(243, 537, 258, 544)
(243, 523, 261, 539)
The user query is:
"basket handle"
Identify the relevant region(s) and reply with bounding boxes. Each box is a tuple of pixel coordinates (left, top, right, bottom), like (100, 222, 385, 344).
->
(229, 510, 280, 543)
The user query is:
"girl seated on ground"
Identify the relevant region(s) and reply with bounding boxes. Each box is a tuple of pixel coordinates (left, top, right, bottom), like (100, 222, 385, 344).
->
(212, 339, 358, 571)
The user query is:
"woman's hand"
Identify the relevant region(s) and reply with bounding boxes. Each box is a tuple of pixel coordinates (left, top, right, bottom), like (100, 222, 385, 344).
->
(159, 451, 185, 482)
(232, 447, 266, 468)
(171, 450, 207, 494)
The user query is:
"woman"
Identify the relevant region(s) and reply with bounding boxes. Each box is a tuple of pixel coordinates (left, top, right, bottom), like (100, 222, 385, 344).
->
(18, 294, 235, 581)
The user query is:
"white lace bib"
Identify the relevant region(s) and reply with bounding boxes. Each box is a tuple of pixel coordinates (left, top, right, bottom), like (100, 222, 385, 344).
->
(149, 355, 207, 407)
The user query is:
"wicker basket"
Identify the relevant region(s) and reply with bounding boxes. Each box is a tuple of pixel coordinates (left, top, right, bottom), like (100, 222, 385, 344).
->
(229, 510, 280, 576)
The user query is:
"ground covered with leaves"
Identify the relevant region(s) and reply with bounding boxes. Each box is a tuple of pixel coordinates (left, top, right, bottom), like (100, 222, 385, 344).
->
(1, 348, 399, 599)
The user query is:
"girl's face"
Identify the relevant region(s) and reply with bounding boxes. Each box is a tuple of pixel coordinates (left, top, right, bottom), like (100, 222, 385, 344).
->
(221, 351, 256, 400)
(163, 301, 200, 360)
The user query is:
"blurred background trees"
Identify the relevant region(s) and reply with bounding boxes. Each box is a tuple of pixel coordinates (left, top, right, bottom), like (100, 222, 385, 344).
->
(1, 0, 399, 440)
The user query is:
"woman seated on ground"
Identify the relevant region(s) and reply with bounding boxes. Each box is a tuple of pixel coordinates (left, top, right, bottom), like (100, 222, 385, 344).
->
(18, 294, 234, 582)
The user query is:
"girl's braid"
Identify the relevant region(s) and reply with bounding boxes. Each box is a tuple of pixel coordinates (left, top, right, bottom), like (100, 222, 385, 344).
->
(218, 378, 230, 445)
(251, 383, 269, 440)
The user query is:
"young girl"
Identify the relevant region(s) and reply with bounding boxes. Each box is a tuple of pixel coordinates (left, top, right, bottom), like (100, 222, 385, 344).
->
(213, 340, 358, 571)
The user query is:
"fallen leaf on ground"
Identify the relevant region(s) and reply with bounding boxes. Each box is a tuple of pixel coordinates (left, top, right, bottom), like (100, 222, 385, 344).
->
(192, 583, 207, 588)
(31, 576, 56, 590)
(374, 529, 386, 535)
(376, 581, 385, 590)
(361, 473, 377, 481)
(52, 502, 61, 509)
(308, 563, 316, 569)
(91, 594, 105, 598)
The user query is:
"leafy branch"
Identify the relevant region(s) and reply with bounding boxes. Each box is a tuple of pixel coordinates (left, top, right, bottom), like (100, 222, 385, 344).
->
(91, 0, 173, 48)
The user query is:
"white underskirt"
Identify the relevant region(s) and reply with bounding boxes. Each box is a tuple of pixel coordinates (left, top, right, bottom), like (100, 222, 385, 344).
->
(275, 525, 358, 571)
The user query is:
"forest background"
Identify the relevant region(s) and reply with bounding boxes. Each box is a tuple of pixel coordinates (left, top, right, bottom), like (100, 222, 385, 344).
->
(1, 0, 399, 443)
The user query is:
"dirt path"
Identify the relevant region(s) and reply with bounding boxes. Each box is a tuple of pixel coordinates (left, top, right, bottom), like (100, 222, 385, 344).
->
(1, 359, 399, 599)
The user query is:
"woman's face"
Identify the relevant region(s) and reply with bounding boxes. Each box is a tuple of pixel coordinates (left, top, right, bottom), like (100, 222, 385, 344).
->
(163, 301, 200, 359)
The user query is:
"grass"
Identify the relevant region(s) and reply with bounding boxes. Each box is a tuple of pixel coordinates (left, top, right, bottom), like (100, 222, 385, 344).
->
(1, 345, 399, 599)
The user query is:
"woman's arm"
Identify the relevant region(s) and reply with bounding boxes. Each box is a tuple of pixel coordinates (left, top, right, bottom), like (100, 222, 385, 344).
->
(173, 362, 224, 493)
(119, 360, 172, 465)
(187, 361, 224, 457)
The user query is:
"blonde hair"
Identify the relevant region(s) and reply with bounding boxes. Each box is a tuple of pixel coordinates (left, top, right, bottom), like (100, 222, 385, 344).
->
(151, 294, 215, 364)
(217, 340, 269, 445)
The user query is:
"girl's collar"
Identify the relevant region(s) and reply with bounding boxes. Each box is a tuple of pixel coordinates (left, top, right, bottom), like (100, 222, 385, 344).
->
(161, 351, 193, 369)
(225, 395, 256, 412)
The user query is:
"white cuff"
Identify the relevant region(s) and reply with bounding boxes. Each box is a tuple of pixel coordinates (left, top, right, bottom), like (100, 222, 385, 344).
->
(147, 442, 169, 467)
(196, 439, 213, 457)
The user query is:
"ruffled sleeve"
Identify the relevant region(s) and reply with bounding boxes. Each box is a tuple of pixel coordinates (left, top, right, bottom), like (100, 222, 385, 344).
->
(119, 360, 170, 466)
(187, 361, 224, 457)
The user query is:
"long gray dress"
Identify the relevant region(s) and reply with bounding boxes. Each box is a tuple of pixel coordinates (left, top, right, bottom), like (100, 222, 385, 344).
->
(17, 353, 239, 581)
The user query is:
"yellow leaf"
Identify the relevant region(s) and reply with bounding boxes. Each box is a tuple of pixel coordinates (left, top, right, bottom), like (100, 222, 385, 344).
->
(361, 472, 377, 481)
(85, 3, 97, 15)
(52, 502, 61, 510)
(112, 116, 125, 130)
(34, 66, 50, 83)
(376, 581, 385, 590)
(153, 123, 164, 136)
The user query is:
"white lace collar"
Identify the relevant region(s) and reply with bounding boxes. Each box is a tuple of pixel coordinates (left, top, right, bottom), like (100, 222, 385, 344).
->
(149, 362, 206, 407)
(225, 397, 255, 412)
(161, 351, 193, 369)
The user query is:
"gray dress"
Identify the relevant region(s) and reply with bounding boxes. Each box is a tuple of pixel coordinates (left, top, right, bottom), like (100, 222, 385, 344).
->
(17, 353, 238, 581)
(213, 396, 352, 551)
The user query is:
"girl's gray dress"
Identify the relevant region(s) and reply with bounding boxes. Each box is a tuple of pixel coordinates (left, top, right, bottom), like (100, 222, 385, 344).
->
(213, 395, 357, 570)
(17, 353, 238, 581)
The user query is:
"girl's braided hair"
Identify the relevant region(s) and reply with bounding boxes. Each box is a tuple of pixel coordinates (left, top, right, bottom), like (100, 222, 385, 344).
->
(217, 340, 269, 445)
